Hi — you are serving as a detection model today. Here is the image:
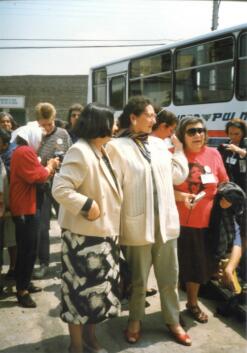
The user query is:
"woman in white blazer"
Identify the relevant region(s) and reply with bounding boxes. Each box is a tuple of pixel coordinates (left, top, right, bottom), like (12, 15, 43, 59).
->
(106, 96, 191, 346)
(52, 103, 122, 353)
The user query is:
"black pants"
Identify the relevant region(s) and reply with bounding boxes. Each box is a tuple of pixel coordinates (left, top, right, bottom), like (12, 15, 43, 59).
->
(14, 213, 40, 291)
(37, 193, 52, 266)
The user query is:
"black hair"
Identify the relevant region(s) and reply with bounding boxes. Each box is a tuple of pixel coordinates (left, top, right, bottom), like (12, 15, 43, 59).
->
(0, 127, 11, 145)
(0, 111, 19, 130)
(118, 96, 152, 129)
(67, 103, 84, 128)
(15, 136, 28, 146)
(225, 118, 247, 138)
(176, 116, 208, 146)
(152, 108, 178, 131)
(55, 119, 66, 128)
(72, 103, 114, 139)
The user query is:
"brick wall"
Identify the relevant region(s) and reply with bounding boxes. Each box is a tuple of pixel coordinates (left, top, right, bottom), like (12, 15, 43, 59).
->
(0, 75, 88, 124)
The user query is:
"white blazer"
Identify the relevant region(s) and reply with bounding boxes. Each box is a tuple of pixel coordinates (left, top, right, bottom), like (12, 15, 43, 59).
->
(106, 136, 188, 245)
(52, 139, 122, 237)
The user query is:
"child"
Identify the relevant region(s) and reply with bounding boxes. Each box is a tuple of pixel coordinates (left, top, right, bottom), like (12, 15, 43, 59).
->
(209, 181, 246, 293)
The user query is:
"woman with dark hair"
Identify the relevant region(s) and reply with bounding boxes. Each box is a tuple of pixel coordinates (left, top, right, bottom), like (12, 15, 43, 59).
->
(52, 103, 122, 353)
(218, 118, 247, 193)
(152, 108, 178, 144)
(66, 103, 84, 143)
(106, 96, 191, 346)
(0, 112, 19, 132)
(175, 116, 229, 324)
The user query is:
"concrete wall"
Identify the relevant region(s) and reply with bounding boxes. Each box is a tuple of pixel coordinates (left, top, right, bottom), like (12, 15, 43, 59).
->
(0, 75, 88, 125)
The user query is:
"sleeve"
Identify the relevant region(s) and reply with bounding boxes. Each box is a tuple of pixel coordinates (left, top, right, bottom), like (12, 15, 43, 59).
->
(17, 148, 49, 184)
(51, 145, 89, 216)
(233, 219, 242, 247)
(171, 149, 189, 185)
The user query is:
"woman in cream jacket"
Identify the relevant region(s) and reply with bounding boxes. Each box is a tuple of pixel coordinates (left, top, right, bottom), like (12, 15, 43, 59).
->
(106, 96, 191, 346)
(52, 103, 122, 353)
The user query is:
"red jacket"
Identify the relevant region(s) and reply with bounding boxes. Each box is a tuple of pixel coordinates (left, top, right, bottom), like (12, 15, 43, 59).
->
(10, 145, 49, 216)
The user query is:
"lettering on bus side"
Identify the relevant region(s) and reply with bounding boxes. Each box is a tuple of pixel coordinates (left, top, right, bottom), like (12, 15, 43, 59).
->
(177, 112, 247, 121)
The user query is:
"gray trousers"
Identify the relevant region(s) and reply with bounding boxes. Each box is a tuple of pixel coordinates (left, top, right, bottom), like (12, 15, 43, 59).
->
(124, 215, 180, 325)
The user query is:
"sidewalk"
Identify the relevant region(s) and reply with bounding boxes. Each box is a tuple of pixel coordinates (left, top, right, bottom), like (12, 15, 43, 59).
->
(0, 220, 246, 353)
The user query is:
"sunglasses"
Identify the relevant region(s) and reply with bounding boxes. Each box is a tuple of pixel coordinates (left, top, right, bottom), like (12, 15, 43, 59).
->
(185, 128, 206, 136)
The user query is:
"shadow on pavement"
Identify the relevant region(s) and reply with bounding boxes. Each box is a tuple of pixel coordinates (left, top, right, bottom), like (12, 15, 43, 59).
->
(1, 334, 69, 353)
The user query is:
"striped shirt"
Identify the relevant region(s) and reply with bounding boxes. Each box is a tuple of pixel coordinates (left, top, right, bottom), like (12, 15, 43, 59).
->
(38, 127, 72, 166)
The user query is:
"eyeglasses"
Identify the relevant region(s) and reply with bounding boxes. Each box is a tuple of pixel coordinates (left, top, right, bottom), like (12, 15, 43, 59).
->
(185, 128, 206, 136)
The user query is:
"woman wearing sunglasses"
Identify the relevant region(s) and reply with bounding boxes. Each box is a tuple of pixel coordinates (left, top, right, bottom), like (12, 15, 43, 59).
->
(175, 116, 229, 324)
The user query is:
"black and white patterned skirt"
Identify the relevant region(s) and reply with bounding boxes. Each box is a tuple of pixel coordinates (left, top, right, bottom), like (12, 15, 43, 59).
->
(60, 229, 121, 325)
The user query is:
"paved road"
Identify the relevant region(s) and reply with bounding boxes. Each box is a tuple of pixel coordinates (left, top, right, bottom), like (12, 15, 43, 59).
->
(0, 221, 246, 353)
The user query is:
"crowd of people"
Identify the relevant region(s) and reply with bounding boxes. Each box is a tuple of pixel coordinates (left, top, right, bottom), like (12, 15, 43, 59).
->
(0, 97, 246, 353)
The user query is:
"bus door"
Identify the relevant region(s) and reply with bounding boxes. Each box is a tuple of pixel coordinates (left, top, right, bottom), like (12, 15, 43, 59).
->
(106, 60, 129, 112)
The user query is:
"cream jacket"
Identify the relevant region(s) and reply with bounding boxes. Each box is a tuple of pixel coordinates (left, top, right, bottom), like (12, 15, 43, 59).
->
(52, 139, 122, 237)
(106, 136, 188, 245)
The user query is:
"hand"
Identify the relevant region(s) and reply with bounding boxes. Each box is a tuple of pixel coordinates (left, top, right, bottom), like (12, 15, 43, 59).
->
(171, 134, 183, 151)
(218, 266, 235, 292)
(47, 157, 60, 170)
(87, 200, 101, 221)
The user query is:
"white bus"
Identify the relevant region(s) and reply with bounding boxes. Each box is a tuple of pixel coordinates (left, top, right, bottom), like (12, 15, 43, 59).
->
(88, 23, 247, 139)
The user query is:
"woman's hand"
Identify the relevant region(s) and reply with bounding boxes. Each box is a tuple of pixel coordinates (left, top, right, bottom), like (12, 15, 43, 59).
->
(171, 134, 183, 151)
(225, 144, 247, 157)
(46, 157, 60, 175)
(87, 200, 101, 221)
(174, 190, 195, 209)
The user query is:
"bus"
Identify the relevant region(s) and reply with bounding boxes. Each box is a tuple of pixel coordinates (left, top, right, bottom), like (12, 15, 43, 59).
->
(88, 23, 247, 139)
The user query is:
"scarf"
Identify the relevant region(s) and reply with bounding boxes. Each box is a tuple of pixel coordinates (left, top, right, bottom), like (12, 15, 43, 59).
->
(11, 123, 43, 152)
(118, 129, 151, 163)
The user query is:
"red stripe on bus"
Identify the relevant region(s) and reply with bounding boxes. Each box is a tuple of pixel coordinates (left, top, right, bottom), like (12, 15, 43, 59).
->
(208, 130, 227, 137)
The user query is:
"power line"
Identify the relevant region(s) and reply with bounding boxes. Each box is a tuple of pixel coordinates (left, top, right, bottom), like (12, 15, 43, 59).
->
(0, 38, 176, 42)
(0, 43, 166, 49)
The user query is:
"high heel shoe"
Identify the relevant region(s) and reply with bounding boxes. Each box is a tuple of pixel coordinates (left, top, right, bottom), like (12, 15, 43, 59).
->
(167, 325, 192, 346)
(124, 320, 142, 344)
(124, 328, 141, 344)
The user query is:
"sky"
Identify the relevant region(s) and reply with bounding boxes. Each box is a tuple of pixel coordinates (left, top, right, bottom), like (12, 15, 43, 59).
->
(0, 0, 246, 76)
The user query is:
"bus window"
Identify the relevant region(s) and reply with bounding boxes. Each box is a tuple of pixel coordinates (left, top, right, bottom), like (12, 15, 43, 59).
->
(109, 75, 126, 110)
(129, 52, 171, 106)
(237, 31, 247, 101)
(174, 36, 234, 105)
(93, 68, 107, 104)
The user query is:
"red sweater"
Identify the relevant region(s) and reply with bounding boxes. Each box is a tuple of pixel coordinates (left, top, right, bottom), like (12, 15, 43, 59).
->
(175, 146, 229, 228)
(10, 145, 49, 216)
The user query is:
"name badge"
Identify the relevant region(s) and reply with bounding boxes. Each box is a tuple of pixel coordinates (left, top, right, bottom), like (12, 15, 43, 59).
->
(201, 173, 216, 184)
(226, 156, 237, 165)
(239, 159, 246, 173)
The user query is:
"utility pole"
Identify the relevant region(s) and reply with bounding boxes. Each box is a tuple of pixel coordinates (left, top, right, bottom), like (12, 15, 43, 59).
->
(211, 0, 221, 31)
